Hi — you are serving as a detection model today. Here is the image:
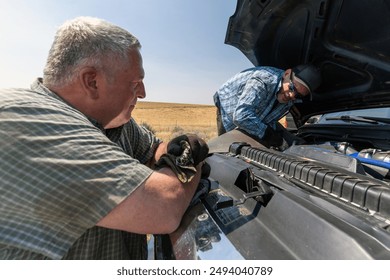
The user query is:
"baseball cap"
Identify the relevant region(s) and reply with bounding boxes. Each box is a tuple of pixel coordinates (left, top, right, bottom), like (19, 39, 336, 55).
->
(292, 64, 322, 94)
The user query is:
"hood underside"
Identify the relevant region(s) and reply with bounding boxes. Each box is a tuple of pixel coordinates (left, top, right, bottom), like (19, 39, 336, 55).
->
(225, 0, 390, 123)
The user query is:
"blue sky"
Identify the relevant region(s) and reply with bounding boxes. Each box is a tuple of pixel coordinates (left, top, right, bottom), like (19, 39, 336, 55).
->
(0, 0, 252, 105)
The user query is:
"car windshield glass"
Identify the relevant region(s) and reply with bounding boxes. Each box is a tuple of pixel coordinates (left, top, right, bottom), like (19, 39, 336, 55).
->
(316, 108, 390, 124)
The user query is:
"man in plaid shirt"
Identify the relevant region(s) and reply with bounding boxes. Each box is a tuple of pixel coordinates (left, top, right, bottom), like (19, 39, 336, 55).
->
(214, 65, 321, 149)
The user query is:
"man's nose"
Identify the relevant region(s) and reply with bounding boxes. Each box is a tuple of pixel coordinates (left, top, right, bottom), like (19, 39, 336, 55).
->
(137, 82, 146, 99)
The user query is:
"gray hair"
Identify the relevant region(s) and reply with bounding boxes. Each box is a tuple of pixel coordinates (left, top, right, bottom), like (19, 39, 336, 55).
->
(43, 16, 141, 87)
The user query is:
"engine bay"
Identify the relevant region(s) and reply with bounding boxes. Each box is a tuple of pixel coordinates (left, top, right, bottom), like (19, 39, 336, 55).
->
(156, 131, 390, 260)
(285, 141, 390, 182)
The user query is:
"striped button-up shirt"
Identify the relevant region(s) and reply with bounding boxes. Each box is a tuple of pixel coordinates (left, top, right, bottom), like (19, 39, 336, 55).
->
(0, 79, 161, 259)
(214, 66, 298, 138)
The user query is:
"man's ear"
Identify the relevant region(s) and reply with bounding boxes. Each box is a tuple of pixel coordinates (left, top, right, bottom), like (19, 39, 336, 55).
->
(79, 67, 99, 99)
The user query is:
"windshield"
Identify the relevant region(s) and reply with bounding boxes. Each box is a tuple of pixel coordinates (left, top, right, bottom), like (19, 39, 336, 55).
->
(316, 108, 390, 125)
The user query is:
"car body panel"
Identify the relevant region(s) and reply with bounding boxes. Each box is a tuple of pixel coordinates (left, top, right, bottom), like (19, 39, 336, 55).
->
(155, 131, 390, 259)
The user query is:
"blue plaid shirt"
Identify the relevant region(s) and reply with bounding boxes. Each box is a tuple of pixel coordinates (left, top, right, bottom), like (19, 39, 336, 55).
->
(214, 66, 298, 138)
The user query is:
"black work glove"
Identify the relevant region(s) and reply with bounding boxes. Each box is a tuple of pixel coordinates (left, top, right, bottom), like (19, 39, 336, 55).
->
(167, 134, 209, 166)
(263, 126, 283, 148)
(155, 134, 209, 183)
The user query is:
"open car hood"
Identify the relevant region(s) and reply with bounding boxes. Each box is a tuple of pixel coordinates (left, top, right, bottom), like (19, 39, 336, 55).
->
(225, 0, 390, 125)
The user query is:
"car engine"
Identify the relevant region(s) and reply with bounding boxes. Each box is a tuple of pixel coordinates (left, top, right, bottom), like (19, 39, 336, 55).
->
(154, 130, 390, 260)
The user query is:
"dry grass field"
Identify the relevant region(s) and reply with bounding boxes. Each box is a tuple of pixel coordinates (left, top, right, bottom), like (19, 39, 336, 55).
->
(131, 101, 218, 142)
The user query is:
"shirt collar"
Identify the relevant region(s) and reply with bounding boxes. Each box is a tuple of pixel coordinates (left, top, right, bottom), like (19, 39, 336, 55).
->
(31, 78, 106, 131)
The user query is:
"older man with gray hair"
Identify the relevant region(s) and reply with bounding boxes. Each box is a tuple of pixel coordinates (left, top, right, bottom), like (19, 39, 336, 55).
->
(0, 17, 209, 259)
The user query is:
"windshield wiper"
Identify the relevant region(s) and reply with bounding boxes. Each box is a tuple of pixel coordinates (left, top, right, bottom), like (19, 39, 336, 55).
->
(325, 115, 387, 124)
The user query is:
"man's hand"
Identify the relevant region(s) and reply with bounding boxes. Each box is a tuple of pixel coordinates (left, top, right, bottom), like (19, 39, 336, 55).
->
(155, 134, 209, 183)
(167, 134, 209, 165)
(263, 126, 283, 147)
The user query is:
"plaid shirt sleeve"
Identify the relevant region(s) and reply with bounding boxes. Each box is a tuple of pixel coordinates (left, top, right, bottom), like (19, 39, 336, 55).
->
(118, 119, 161, 164)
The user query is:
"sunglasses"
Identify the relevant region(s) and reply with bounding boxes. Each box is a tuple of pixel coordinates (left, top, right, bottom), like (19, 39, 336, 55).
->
(289, 72, 306, 100)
